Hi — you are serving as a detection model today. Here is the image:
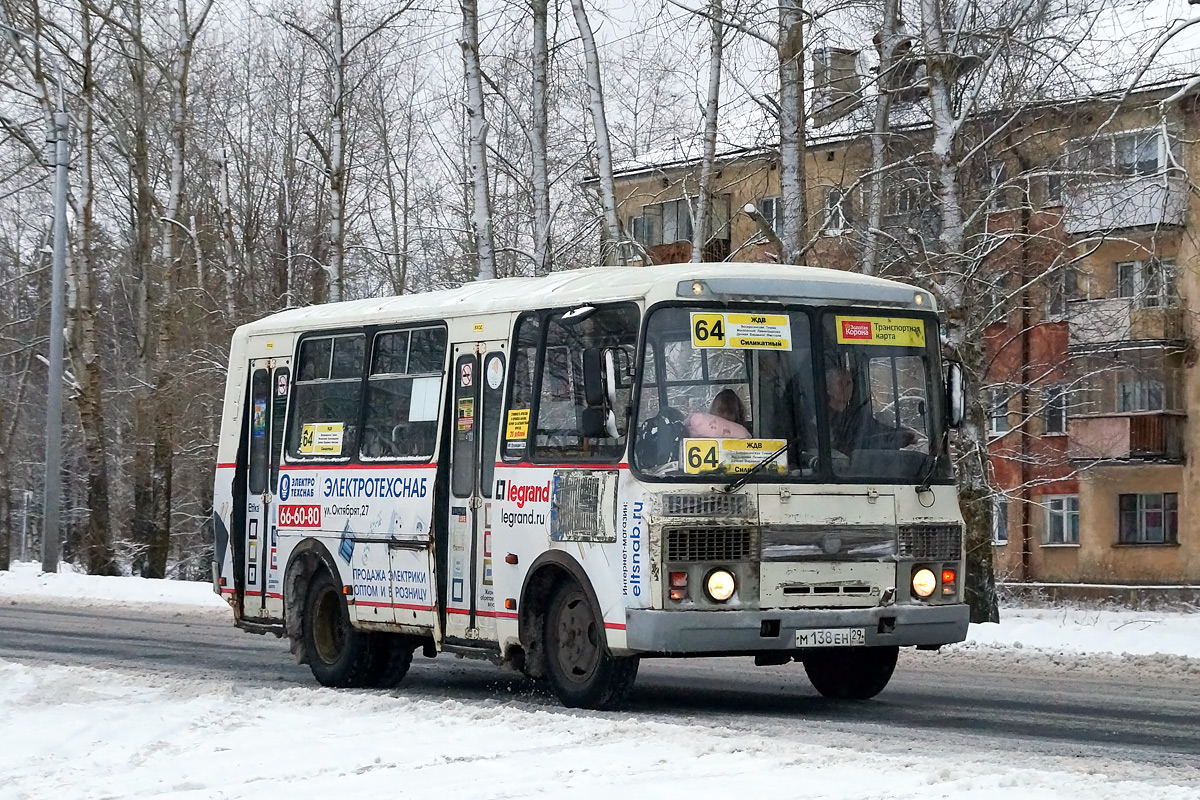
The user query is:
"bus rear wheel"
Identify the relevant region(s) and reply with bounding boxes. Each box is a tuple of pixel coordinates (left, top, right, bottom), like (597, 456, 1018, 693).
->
(803, 645, 898, 700)
(365, 633, 415, 689)
(303, 569, 375, 688)
(544, 579, 638, 709)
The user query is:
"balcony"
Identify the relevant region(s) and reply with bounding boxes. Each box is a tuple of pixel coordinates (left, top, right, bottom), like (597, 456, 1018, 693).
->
(1068, 299, 1184, 349)
(1062, 173, 1187, 235)
(1068, 413, 1185, 462)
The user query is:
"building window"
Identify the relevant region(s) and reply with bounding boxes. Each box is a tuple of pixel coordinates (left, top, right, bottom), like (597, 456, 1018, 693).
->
(1043, 495, 1080, 544)
(1117, 378, 1164, 413)
(981, 271, 1009, 324)
(885, 182, 917, 217)
(1044, 385, 1067, 434)
(988, 162, 1009, 212)
(1118, 493, 1178, 544)
(988, 386, 1011, 434)
(812, 47, 862, 124)
(1043, 172, 1063, 206)
(630, 214, 660, 247)
(822, 187, 852, 234)
(1046, 266, 1079, 317)
(1116, 258, 1176, 308)
(1069, 129, 1181, 177)
(758, 196, 782, 234)
(992, 496, 1009, 544)
(631, 199, 691, 246)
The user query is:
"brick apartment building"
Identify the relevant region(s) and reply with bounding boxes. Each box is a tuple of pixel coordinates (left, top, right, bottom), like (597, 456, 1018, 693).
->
(608, 77, 1199, 587)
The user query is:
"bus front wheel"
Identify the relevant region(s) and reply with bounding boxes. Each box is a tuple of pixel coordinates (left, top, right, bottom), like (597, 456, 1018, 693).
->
(303, 569, 376, 688)
(803, 645, 898, 700)
(544, 579, 638, 709)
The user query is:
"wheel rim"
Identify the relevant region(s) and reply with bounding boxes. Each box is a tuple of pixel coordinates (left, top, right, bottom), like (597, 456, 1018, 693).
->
(312, 585, 346, 665)
(554, 589, 600, 685)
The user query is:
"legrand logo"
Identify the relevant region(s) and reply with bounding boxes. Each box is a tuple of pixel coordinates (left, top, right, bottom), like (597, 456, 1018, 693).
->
(505, 481, 551, 508)
(840, 320, 873, 340)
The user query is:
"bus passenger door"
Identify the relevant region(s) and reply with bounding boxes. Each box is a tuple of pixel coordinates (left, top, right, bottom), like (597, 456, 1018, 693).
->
(444, 342, 506, 643)
(242, 357, 290, 621)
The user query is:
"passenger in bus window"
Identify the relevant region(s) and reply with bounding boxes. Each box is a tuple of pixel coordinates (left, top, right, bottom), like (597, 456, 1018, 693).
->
(684, 388, 751, 440)
(826, 366, 917, 454)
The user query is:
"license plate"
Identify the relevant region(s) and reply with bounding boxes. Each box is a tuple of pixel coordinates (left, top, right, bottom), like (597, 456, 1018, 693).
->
(795, 627, 866, 648)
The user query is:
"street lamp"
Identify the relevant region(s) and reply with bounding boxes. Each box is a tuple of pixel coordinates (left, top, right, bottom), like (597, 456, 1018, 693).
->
(1, 20, 69, 572)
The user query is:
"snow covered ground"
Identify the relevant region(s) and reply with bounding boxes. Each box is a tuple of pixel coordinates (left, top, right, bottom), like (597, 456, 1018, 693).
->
(1, 561, 1198, 799)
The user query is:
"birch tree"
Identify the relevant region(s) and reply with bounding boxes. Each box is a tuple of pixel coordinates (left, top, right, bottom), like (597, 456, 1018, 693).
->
(530, 0, 552, 274)
(280, 0, 414, 301)
(570, 0, 623, 265)
(461, 0, 496, 280)
(777, 0, 808, 263)
(690, 0, 724, 263)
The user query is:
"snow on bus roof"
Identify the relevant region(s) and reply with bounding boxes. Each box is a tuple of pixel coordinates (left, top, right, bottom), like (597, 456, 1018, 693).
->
(236, 263, 930, 336)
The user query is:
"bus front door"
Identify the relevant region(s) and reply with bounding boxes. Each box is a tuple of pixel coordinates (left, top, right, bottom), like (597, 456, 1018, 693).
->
(241, 357, 290, 622)
(444, 342, 506, 644)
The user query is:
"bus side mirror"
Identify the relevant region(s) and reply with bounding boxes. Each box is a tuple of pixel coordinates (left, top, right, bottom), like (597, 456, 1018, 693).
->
(946, 361, 965, 429)
(582, 348, 621, 438)
(582, 349, 605, 407)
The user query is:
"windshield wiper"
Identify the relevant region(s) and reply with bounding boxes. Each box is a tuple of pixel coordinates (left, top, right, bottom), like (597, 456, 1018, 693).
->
(723, 437, 798, 494)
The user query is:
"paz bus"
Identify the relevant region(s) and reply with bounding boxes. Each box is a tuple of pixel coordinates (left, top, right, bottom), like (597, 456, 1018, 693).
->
(212, 262, 969, 708)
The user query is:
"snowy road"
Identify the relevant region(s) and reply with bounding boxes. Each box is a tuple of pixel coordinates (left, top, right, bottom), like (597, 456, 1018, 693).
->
(3, 602, 1200, 769)
(2, 567, 1199, 798)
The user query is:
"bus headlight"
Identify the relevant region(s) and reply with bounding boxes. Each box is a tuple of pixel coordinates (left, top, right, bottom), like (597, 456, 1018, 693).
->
(706, 569, 736, 602)
(911, 568, 937, 598)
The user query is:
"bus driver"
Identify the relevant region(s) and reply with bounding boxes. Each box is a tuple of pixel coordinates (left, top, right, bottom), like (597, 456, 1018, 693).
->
(825, 366, 918, 454)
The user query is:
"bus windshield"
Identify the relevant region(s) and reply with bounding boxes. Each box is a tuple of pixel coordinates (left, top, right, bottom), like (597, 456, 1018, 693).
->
(631, 305, 950, 485)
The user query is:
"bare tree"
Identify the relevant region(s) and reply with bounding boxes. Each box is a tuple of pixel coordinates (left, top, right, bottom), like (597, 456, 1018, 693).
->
(461, 0, 497, 280)
(570, 0, 623, 265)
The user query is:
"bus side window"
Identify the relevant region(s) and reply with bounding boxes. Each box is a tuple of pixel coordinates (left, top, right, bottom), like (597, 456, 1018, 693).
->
(501, 314, 541, 462)
(360, 326, 446, 461)
(533, 303, 639, 462)
(286, 333, 365, 461)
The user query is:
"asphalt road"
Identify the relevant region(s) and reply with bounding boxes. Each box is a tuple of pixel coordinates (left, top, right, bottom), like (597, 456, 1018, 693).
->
(3, 601, 1199, 780)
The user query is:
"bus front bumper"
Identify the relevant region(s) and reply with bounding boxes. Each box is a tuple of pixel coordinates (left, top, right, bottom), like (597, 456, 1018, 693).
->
(623, 603, 969, 655)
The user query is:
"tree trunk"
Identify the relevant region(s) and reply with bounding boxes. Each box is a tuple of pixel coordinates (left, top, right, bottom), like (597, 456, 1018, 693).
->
(461, 0, 497, 280)
(778, 0, 808, 263)
(570, 0, 622, 265)
(920, 0, 997, 623)
(219, 148, 238, 318)
(530, 0, 552, 275)
(328, 0, 347, 301)
(691, 0, 723, 264)
(72, 70, 118, 576)
(862, 0, 900, 276)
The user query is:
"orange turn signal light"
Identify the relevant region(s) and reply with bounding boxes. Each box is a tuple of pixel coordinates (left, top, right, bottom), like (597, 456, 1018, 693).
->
(342, 585, 353, 596)
(504, 598, 517, 610)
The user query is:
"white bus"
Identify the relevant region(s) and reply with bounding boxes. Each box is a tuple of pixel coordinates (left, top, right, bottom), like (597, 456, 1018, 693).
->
(212, 263, 969, 708)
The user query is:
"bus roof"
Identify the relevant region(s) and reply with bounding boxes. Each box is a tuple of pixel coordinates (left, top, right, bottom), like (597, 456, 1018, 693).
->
(236, 262, 934, 336)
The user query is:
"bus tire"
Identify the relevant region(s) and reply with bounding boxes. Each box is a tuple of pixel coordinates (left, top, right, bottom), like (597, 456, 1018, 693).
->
(802, 645, 898, 700)
(365, 633, 415, 689)
(302, 569, 375, 688)
(544, 578, 638, 709)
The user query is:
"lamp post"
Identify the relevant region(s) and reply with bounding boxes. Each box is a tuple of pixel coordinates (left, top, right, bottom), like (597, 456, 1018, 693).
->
(1, 20, 69, 572)
(42, 88, 68, 574)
